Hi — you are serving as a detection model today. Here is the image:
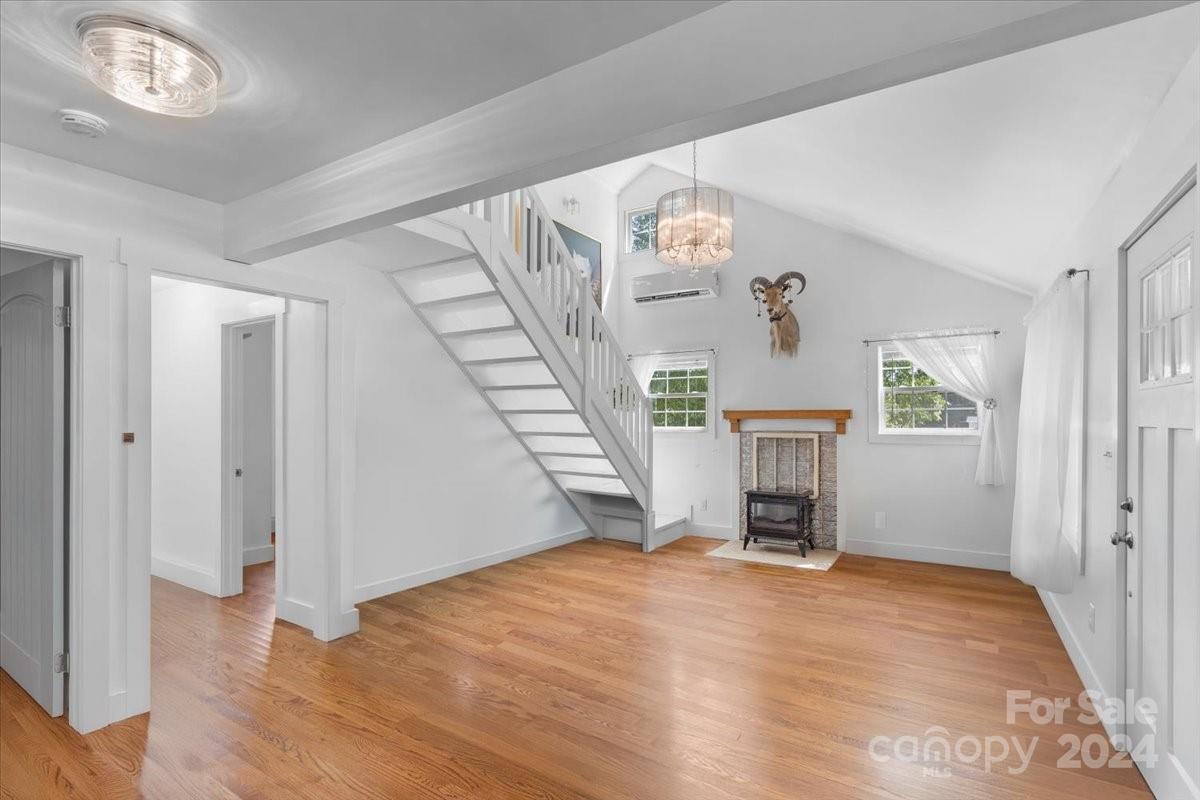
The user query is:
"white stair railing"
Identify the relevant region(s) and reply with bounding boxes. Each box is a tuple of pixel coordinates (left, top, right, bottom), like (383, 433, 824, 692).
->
(460, 189, 652, 483)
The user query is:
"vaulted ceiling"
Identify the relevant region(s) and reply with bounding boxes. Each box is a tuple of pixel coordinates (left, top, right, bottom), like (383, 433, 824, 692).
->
(589, 5, 1200, 294)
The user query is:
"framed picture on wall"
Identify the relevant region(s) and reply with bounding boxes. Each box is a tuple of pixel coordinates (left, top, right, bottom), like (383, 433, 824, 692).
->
(554, 221, 602, 308)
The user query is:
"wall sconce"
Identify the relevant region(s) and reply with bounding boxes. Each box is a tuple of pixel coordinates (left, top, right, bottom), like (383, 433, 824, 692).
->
(562, 195, 580, 215)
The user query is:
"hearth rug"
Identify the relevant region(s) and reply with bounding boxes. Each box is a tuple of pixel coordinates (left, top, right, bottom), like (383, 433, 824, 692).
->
(706, 539, 841, 571)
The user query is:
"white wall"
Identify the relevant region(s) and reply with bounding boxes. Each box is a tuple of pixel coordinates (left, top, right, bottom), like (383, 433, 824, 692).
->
(0, 143, 587, 730)
(270, 250, 586, 602)
(150, 279, 283, 593)
(615, 166, 1030, 568)
(535, 172, 621, 332)
(1034, 50, 1199, 712)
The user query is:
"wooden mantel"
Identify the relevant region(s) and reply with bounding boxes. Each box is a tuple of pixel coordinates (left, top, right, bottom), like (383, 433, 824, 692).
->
(722, 409, 853, 434)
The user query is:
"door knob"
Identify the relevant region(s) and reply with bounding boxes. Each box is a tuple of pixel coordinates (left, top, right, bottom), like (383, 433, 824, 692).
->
(234, 468, 243, 477)
(1119, 497, 1134, 513)
(1111, 531, 1134, 549)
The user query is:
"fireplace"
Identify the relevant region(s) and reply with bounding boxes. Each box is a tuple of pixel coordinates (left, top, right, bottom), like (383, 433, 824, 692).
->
(738, 431, 838, 550)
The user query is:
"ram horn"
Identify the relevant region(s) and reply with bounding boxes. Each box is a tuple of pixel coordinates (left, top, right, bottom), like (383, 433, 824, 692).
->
(774, 270, 807, 296)
(749, 276, 772, 299)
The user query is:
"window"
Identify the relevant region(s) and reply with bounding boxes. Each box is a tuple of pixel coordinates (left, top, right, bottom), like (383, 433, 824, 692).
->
(626, 208, 657, 254)
(878, 346, 979, 435)
(1140, 243, 1192, 385)
(649, 361, 708, 430)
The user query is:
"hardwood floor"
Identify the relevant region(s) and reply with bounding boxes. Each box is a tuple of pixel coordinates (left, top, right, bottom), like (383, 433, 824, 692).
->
(2, 537, 1151, 799)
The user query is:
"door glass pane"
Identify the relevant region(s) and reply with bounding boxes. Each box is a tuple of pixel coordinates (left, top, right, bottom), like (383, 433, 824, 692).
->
(1142, 272, 1156, 326)
(1141, 332, 1150, 383)
(1178, 249, 1192, 309)
(1149, 326, 1164, 382)
(1176, 313, 1193, 377)
(1164, 260, 1179, 317)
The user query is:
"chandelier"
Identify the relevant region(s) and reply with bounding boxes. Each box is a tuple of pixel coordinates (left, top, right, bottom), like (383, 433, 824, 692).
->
(655, 141, 734, 270)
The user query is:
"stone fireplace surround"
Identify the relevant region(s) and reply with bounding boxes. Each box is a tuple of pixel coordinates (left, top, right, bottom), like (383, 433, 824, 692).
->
(738, 431, 838, 550)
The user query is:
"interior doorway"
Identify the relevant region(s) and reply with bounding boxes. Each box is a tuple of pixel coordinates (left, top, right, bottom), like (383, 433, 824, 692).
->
(150, 275, 283, 604)
(221, 317, 278, 596)
(0, 245, 71, 718)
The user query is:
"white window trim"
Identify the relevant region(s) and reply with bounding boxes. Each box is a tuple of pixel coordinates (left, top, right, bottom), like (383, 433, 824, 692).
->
(648, 350, 715, 434)
(865, 342, 981, 445)
(624, 206, 657, 256)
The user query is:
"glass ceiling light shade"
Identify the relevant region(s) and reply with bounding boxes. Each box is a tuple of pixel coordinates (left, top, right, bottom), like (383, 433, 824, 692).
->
(77, 16, 221, 117)
(655, 142, 734, 270)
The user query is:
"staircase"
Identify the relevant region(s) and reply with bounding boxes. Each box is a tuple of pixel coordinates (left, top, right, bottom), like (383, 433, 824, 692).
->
(385, 188, 681, 551)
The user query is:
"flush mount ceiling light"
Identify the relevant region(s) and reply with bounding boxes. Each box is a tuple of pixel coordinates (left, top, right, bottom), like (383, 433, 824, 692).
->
(656, 141, 734, 271)
(76, 16, 221, 117)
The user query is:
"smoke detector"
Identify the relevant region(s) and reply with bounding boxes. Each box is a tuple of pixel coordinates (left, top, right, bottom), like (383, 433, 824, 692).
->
(58, 109, 109, 138)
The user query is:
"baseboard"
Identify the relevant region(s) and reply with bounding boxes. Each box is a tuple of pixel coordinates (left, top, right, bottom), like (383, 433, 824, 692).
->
(108, 690, 126, 723)
(1039, 589, 1116, 740)
(686, 522, 736, 540)
(330, 607, 360, 640)
(276, 597, 315, 630)
(242, 544, 275, 566)
(151, 555, 218, 595)
(649, 519, 688, 551)
(844, 538, 1010, 571)
(354, 528, 590, 603)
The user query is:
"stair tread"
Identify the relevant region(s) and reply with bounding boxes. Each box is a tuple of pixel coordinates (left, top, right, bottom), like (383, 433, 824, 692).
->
(483, 384, 561, 391)
(551, 469, 619, 478)
(518, 431, 593, 438)
(460, 355, 543, 365)
(564, 483, 633, 499)
(533, 451, 608, 458)
(501, 408, 577, 415)
(416, 289, 499, 307)
(389, 255, 478, 274)
(441, 324, 522, 338)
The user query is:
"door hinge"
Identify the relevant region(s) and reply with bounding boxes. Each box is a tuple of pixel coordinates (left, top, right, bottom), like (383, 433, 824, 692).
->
(53, 305, 71, 328)
(53, 652, 68, 674)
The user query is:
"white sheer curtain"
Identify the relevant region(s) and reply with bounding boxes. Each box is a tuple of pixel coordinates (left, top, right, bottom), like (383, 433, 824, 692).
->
(1010, 275, 1087, 594)
(894, 331, 1005, 486)
(627, 354, 658, 393)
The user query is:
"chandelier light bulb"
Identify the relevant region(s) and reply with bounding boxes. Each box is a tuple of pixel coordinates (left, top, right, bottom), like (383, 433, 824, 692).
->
(77, 16, 222, 117)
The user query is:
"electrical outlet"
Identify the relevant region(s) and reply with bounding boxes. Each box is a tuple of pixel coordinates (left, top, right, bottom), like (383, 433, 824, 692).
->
(874, 511, 886, 530)
(1088, 603, 1096, 633)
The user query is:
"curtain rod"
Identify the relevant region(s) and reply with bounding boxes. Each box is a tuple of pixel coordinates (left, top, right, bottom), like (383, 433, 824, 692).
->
(627, 347, 718, 359)
(861, 330, 1000, 346)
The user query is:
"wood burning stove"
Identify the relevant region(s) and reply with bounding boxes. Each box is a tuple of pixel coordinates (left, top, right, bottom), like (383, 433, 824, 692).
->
(744, 489, 816, 556)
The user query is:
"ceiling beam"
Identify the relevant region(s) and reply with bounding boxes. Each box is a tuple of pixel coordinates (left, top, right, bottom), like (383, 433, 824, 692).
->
(223, 0, 1188, 263)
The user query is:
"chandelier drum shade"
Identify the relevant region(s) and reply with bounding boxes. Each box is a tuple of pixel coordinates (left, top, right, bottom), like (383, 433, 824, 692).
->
(77, 16, 222, 117)
(656, 142, 734, 270)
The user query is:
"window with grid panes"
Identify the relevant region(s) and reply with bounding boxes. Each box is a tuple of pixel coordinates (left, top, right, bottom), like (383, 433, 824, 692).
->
(626, 208, 657, 254)
(878, 346, 980, 434)
(648, 362, 708, 430)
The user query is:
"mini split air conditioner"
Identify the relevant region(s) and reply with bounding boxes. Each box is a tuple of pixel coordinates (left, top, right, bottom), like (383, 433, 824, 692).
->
(630, 270, 719, 304)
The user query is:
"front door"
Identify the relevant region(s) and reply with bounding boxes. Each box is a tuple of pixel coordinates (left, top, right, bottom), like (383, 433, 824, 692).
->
(1122, 182, 1198, 798)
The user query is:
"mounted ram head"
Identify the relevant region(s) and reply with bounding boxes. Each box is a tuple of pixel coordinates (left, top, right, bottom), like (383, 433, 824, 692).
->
(749, 271, 807, 357)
